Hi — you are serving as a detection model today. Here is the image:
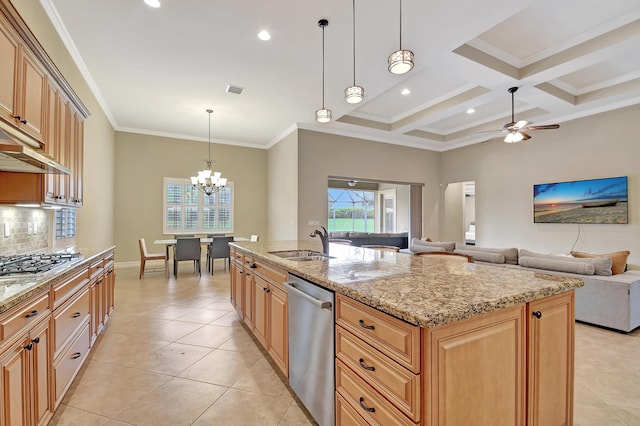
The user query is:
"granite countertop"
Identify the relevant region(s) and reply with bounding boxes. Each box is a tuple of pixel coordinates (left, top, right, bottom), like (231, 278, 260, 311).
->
(231, 240, 584, 328)
(0, 246, 115, 314)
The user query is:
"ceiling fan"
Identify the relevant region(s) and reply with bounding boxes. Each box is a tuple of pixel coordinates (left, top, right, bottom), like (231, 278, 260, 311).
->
(498, 87, 560, 143)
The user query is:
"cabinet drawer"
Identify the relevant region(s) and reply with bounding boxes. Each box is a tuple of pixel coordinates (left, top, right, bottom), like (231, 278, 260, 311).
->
(54, 323, 90, 404)
(88, 258, 105, 279)
(0, 292, 50, 342)
(53, 288, 90, 355)
(232, 250, 244, 264)
(53, 267, 89, 308)
(336, 360, 417, 426)
(337, 392, 371, 426)
(336, 294, 421, 373)
(254, 260, 287, 290)
(336, 326, 421, 422)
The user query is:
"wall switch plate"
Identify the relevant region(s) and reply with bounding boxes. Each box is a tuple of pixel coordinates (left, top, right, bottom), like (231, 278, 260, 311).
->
(308, 220, 320, 226)
(28, 223, 33, 235)
(3, 223, 9, 238)
(33, 222, 37, 234)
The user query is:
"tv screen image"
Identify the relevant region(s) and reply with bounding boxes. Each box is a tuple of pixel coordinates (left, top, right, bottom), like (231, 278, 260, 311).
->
(533, 176, 628, 224)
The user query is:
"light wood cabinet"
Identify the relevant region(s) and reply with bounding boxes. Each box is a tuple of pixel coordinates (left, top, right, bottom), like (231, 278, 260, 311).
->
(267, 284, 288, 375)
(527, 292, 574, 426)
(253, 274, 268, 347)
(0, 297, 53, 426)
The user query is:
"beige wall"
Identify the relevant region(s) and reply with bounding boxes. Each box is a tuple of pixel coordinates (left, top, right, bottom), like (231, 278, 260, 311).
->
(13, 0, 116, 252)
(267, 130, 298, 241)
(440, 105, 640, 265)
(114, 132, 268, 262)
(297, 130, 441, 242)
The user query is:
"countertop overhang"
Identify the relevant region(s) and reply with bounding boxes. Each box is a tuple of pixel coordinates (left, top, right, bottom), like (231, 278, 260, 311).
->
(231, 240, 584, 328)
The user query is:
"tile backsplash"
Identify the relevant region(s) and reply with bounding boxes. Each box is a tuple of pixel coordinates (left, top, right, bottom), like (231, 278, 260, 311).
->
(0, 207, 49, 255)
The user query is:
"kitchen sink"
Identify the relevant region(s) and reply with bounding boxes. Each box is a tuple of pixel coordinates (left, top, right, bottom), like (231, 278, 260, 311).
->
(268, 250, 335, 261)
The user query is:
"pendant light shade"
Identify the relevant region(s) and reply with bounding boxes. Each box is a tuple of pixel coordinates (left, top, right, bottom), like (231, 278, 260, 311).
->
(345, 0, 364, 104)
(315, 19, 332, 123)
(388, 0, 414, 75)
(190, 109, 227, 195)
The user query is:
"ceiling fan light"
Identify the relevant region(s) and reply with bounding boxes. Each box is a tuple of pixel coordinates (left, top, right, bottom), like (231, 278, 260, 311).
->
(515, 120, 528, 129)
(315, 108, 332, 123)
(388, 49, 414, 75)
(345, 85, 364, 103)
(505, 131, 524, 143)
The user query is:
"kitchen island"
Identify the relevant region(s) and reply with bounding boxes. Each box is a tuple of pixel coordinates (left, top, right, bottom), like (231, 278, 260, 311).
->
(230, 240, 583, 426)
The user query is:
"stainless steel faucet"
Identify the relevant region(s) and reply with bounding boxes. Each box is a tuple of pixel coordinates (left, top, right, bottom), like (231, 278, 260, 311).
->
(309, 226, 329, 254)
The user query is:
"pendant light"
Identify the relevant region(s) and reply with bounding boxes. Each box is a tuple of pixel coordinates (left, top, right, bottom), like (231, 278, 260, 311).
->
(191, 109, 227, 195)
(388, 0, 414, 75)
(345, 0, 364, 103)
(315, 19, 332, 123)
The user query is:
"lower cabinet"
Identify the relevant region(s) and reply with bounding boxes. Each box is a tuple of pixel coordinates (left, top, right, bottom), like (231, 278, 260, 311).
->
(231, 249, 288, 377)
(0, 314, 52, 426)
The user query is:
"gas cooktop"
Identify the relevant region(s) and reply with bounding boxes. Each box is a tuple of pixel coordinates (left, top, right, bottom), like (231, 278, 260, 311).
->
(0, 252, 83, 278)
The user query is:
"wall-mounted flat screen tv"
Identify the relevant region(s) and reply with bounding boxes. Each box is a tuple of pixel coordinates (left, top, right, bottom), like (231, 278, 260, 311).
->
(533, 176, 628, 224)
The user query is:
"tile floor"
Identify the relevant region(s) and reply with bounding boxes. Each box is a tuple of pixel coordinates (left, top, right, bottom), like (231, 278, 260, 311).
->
(49, 263, 640, 425)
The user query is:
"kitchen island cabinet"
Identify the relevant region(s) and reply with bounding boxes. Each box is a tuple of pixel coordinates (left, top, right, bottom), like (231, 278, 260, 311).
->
(230, 241, 582, 426)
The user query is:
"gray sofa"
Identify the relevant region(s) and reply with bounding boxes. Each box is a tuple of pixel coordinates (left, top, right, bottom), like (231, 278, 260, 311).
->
(408, 239, 640, 332)
(329, 232, 409, 249)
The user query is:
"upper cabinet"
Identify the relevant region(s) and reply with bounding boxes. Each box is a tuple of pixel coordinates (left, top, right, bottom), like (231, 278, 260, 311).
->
(0, 0, 90, 207)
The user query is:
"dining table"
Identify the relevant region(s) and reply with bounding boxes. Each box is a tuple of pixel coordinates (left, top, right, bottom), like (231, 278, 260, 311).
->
(153, 236, 250, 259)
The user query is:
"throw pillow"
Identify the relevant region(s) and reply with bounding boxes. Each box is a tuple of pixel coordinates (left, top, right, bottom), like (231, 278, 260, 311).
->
(454, 249, 505, 264)
(570, 250, 630, 275)
(411, 238, 455, 252)
(519, 256, 596, 275)
(410, 244, 450, 254)
(423, 237, 433, 242)
(456, 243, 519, 265)
(520, 249, 612, 276)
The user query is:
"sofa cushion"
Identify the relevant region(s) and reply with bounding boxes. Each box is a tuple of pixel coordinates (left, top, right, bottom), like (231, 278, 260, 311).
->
(410, 244, 451, 254)
(454, 249, 505, 264)
(455, 243, 519, 265)
(519, 249, 612, 276)
(349, 232, 369, 238)
(330, 231, 350, 239)
(411, 238, 455, 252)
(519, 256, 596, 275)
(570, 250, 630, 275)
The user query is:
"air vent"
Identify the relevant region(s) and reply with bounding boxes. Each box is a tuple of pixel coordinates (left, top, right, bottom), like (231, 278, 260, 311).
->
(226, 85, 244, 95)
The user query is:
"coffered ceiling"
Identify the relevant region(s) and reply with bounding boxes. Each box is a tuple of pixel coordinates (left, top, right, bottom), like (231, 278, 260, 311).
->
(43, 0, 640, 151)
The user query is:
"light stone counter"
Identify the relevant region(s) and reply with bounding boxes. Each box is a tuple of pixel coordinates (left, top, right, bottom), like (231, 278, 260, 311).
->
(0, 246, 115, 314)
(231, 240, 584, 328)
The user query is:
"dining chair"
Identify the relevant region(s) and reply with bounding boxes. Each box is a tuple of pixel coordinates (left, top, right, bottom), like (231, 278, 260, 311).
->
(414, 251, 474, 262)
(362, 244, 400, 252)
(138, 238, 168, 279)
(173, 237, 201, 277)
(207, 236, 233, 274)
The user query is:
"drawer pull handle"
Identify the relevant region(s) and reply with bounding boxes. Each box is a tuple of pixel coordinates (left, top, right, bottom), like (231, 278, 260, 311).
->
(250, 263, 257, 269)
(23, 343, 33, 351)
(71, 352, 82, 359)
(358, 358, 375, 371)
(532, 311, 542, 319)
(358, 319, 375, 330)
(72, 312, 81, 318)
(359, 397, 375, 413)
(32, 337, 40, 344)
(25, 310, 39, 318)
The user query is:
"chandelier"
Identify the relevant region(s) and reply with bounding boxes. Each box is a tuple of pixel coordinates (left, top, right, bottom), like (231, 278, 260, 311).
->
(191, 109, 227, 195)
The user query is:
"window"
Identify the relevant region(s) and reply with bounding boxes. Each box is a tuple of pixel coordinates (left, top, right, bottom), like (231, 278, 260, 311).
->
(163, 177, 234, 234)
(327, 188, 375, 232)
(55, 208, 76, 239)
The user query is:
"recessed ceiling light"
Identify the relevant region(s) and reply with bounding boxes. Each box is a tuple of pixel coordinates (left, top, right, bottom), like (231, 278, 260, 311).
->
(144, 0, 161, 8)
(258, 30, 271, 41)
(401, 88, 410, 95)
(466, 108, 475, 114)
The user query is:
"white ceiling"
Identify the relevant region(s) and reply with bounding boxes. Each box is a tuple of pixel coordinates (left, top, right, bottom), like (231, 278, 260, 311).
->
(43, 0, 640, 151)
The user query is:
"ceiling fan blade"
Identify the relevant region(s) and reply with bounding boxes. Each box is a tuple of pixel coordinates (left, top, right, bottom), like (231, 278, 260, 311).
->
(527, 124, 560, 130)
(520, 132, 531, 140)
(514, 120, 529, 129)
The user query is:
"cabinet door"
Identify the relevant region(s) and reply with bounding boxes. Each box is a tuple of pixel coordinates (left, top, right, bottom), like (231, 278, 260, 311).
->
(229, 261, 237, 307)
(252, 275, 268, 347)
(55, 94, 70, 204)
(233, 266, 244, 318)
(73, 115, 84, 205)
(30, 319, 53, 426)
(44, 82, 58, 203)
(426, 304, 526, 426)
(17, 46, 46, 143)
(527, 292, 574, 426)
(243, 269, 254, 328)
(0, 335, 28, 426)
(0, 18, 19, 123)
(268, 285, 288, 377)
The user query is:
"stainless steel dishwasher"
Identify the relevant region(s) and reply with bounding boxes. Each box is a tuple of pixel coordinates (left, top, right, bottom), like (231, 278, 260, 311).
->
(283, 274, 335, 426)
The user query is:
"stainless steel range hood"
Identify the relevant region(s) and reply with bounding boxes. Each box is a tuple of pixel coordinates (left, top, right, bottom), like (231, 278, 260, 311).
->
(0, 125, 70, 174)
